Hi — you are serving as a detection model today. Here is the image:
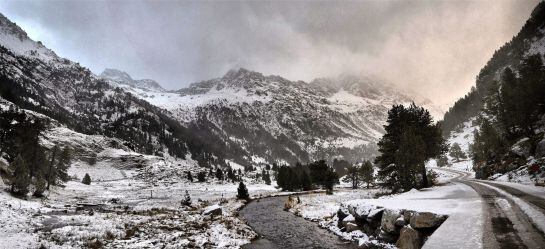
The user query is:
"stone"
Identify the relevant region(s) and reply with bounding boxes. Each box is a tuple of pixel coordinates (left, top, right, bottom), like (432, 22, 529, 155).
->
(510, 137, 531, 157)
(345, 222, 360, 232)
(378, 229, 398, 243)
(395, 216, 406, 227)
(203, 204, 222, 216)
(341, 214, 356, 227)
(409, 212, 446, 229)
(396, 226, 421, 249)
(403, 210, 415, 224)
(381, 209, 401, 233)
(337, 208, 349, 228)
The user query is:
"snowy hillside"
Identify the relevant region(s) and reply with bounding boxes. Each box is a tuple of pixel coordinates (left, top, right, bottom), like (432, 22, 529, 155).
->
(102, 68, 444, 165)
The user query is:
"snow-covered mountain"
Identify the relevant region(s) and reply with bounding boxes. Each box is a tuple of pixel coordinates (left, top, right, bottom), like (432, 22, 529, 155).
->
(0, 13, 211, 166)
(0, 11, 444, 168)
(112, 67, 444, 165)
(100, 68, 164, 92)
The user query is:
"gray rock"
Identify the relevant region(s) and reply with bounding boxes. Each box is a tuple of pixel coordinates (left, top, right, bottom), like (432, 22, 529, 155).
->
(395, 216, 406, 227)
(337, 208, 349, 228)
(510, 137, 531, 157)
(403, 210, 415, 224)
(345, 222, 360, 232)
(381, 209, 402, 233)
(378, 229, 398, 243)
(341, 214, 356, 228)
(396, 226, 421, 249)
(203, 204, 222, 216)
(410, 212, 446, 229)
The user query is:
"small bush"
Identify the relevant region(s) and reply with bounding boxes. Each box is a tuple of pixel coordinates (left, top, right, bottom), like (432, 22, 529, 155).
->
(82, 173, 91, 185)
(237, 181, 249, 200)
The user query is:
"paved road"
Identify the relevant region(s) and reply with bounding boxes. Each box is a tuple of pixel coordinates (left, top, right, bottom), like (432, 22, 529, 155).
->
(432, 167, 545, 249)
(239, 196, 357, 249)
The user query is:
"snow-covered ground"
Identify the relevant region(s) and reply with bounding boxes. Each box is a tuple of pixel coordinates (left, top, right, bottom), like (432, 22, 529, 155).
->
(0, 142, 279, 249)
(290, 169, 483, 248)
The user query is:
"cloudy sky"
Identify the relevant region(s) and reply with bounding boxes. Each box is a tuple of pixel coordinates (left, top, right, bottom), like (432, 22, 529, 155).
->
(0, 0, 539, 106)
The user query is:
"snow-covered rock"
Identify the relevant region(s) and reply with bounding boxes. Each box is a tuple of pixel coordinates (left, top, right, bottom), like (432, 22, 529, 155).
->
(409, 212, 447, 229)
(510, 137, 532, 157)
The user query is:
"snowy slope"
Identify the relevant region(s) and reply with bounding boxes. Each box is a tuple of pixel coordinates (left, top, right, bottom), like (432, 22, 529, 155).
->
(103, 68, 444, 165)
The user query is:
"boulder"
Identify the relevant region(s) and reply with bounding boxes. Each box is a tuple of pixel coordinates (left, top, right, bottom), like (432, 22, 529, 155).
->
(378, 229, 398, 243)
(345, 222, 360, 232)
(337, 208, 349, 228)
(395, 216, 406, 227)
(403, 210, 415, 224)
(381, 209, 401, 233)
(510, 137, 531, 157)
(284, 195, 298, 211)
(203, 204, 222, 216)
(410, 212, 446, 229)
(367, 207, 385, 222)
(341, 214, 356, 227)
(396, 226, 421, 249)
(536, 137, 545, 158)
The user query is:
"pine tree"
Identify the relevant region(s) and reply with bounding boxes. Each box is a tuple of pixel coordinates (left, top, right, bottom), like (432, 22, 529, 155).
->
(375, 104, 446, 192)
(237, 181, 249, 200)
(262, 170, 271, 185)
(346, 165, 360, 189)
(82, 173, 92, 185)
(436, 155, 448, 167)
(449, 143, 467, 162)
(55, 147, 71, 185)
(9, 155, 30, 196)
(197, 171, 206, 182)
(46, 145, 59, 190)
(309, 160, 338, 192)
(215, 168, 224, 181)
(33, 176, 46, 197)
(187, 171, 193, 182)
(227, 167, 235, 182)
(360, 160, 374, 188)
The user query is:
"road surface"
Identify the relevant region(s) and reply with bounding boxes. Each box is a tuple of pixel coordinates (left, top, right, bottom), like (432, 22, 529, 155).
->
(433, 167, 545, 249)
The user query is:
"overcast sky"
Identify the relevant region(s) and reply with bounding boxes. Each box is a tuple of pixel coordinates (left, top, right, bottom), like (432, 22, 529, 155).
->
(0, 0, 539, 106)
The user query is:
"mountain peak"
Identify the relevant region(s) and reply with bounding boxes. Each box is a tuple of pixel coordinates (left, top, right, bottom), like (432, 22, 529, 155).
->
(223, 68, 264, 81)
(0, 13, 57, 60)
(100, 68, 164, 91)
(100, 68, 134, 82)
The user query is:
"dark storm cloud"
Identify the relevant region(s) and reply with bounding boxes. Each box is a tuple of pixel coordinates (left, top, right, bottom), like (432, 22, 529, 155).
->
(0, 0, 539, 106)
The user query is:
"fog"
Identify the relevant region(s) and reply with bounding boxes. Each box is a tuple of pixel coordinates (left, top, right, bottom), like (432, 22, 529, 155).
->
(0, 0, 539, 106)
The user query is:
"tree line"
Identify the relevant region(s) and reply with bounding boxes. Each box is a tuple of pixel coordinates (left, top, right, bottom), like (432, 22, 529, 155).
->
(472, 54, 545, 178)
(0, 108, 72, 197)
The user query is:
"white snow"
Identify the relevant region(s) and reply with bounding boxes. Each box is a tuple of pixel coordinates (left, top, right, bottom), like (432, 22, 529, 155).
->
(475, 182, 545, 234)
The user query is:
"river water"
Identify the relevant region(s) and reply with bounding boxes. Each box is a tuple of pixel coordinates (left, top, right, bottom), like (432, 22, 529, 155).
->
(239, 196, 357, 249)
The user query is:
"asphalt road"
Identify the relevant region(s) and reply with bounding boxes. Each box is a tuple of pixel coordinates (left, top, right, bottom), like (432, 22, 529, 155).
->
(433, 167, 545, 249)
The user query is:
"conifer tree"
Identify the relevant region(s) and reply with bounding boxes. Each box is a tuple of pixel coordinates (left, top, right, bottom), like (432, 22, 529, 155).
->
(375, 104, 446, 192)
(449, 143, 467, 162)
(197, 171, 206, 182)
(82, 173, 92, 185)
(436, 155, 449, 167)
(187, 171, 193, 182)
(9, 155, 30, 196)
(237, 181, 249, 200)
(346, 165, 361, 189)
(360, 160, 374, 188)
(215, 168, 224, 181)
